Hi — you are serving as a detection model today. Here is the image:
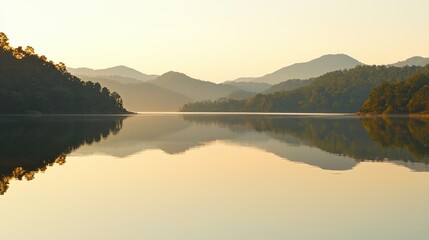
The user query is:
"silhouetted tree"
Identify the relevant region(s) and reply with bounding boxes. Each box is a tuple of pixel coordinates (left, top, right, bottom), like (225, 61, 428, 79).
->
(0, 32, 9, 49)
(0, 32, 129, 114)
(24, 46, 35, 55)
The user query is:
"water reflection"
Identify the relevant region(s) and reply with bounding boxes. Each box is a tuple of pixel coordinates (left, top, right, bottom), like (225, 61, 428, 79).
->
(362, 117, 429, 160)
(1, 115, 428, 239)
(184, 115, 429, 169)
(1, 114, 428, 195)
(0, 116, 125, 194)
(74, 114, 429, 172)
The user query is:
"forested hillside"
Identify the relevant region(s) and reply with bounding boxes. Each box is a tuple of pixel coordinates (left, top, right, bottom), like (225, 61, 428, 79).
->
(359, 73, 429, 114)
(263, 79, 313, 94)
(0, 33, 128, 114)
(182, 65, 429, 112)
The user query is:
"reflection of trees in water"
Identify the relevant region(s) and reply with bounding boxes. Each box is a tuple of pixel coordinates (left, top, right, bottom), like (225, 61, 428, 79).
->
(0, 117, 125, 195)
(184, 115, 429, 163)
(361, 117, 429, 161)
(0, 155, 66, 195)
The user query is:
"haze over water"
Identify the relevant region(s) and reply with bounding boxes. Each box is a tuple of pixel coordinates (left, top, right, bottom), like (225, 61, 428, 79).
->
(0, 114, 428, 239)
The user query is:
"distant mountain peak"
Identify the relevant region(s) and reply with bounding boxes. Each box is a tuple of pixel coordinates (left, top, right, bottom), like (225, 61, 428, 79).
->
(390, 56, 429, 67)
(314, 53, 354, 59)
(164, 70, 181, 74)
(150, 71, 238, 101)
(404, 56, 425, 61)
(107, 65, 134, 70)
(297, 53, 360, 64)
(68, 65, 158, 82)
(161, 71, 189, 78)
(155, 71, 217, 84)
(233, 54, 363, 84)
(105, 65, 153, 74)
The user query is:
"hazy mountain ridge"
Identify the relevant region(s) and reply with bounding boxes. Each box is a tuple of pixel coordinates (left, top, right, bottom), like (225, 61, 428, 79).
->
(263, 79, 313, 94)
(389, 56, 429, 67)
(68, 65, 158, 82)
(74, 74, 143, 85)
(76, 75, 192, 111)
(149, 71, 240, 101)
(224, 81, 272, 93)
(68, 54, 429, 111)
(231, 54, 363, 84)
(258, 55, 429, 95)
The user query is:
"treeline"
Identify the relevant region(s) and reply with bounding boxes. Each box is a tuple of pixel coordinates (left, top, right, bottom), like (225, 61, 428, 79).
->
(181, 65, 429, 112)
(359, 73, 429, 114)
(0, 32, 128, 114)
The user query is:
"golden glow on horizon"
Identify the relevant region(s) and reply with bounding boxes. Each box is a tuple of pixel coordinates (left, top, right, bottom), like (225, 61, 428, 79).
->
(2, 0, 429, 82)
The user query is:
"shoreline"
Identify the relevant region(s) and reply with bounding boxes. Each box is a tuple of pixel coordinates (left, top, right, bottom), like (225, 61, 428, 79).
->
(1, 111, 428, 118)
(356, 113, 429, 118)
(0, 113, 135, 117)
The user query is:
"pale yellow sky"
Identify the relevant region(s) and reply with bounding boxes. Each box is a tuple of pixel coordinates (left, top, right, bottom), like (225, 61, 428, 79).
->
(2, 0, 429, 82)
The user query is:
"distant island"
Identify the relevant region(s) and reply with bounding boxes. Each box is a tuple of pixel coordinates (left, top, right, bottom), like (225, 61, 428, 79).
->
(0, 32, 129, 114)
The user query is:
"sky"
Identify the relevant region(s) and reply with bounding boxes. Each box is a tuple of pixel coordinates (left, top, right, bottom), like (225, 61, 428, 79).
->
(1, 0, 429, 83)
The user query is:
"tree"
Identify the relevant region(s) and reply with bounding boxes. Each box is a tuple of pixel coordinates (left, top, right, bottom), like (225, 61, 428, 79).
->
(111, 92, 123, 108)
(408, 85, 429, 113)
(24, 46, 35, 55)
(55, 62, 67, 72)
(0, 32, 9, 49)
(12, 46, 25, 59)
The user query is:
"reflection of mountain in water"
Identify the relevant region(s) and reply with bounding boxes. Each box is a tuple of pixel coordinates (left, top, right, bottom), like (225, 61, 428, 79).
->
(75, 115, 429, 171)
(0, 116, 125, 195)
(74, 115, 244, 157)
(7, 115, 426, 195)
(185, 115, 429, 170)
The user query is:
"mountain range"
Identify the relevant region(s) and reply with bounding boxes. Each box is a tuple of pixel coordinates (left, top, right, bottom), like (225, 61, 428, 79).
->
(232, 54, 364, 84)
(73, 75, 192, 111)
(68, 65, 158, 81)
(389, 56, 429, 67)
(69, 54, 429, 111)
(149, 71, 239, 101)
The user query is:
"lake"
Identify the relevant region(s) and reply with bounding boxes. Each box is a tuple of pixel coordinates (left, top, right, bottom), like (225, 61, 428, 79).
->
(0, 114, 428, 239)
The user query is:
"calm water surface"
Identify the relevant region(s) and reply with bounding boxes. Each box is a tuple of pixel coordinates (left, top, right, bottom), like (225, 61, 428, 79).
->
(0, 114, 428, 239)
